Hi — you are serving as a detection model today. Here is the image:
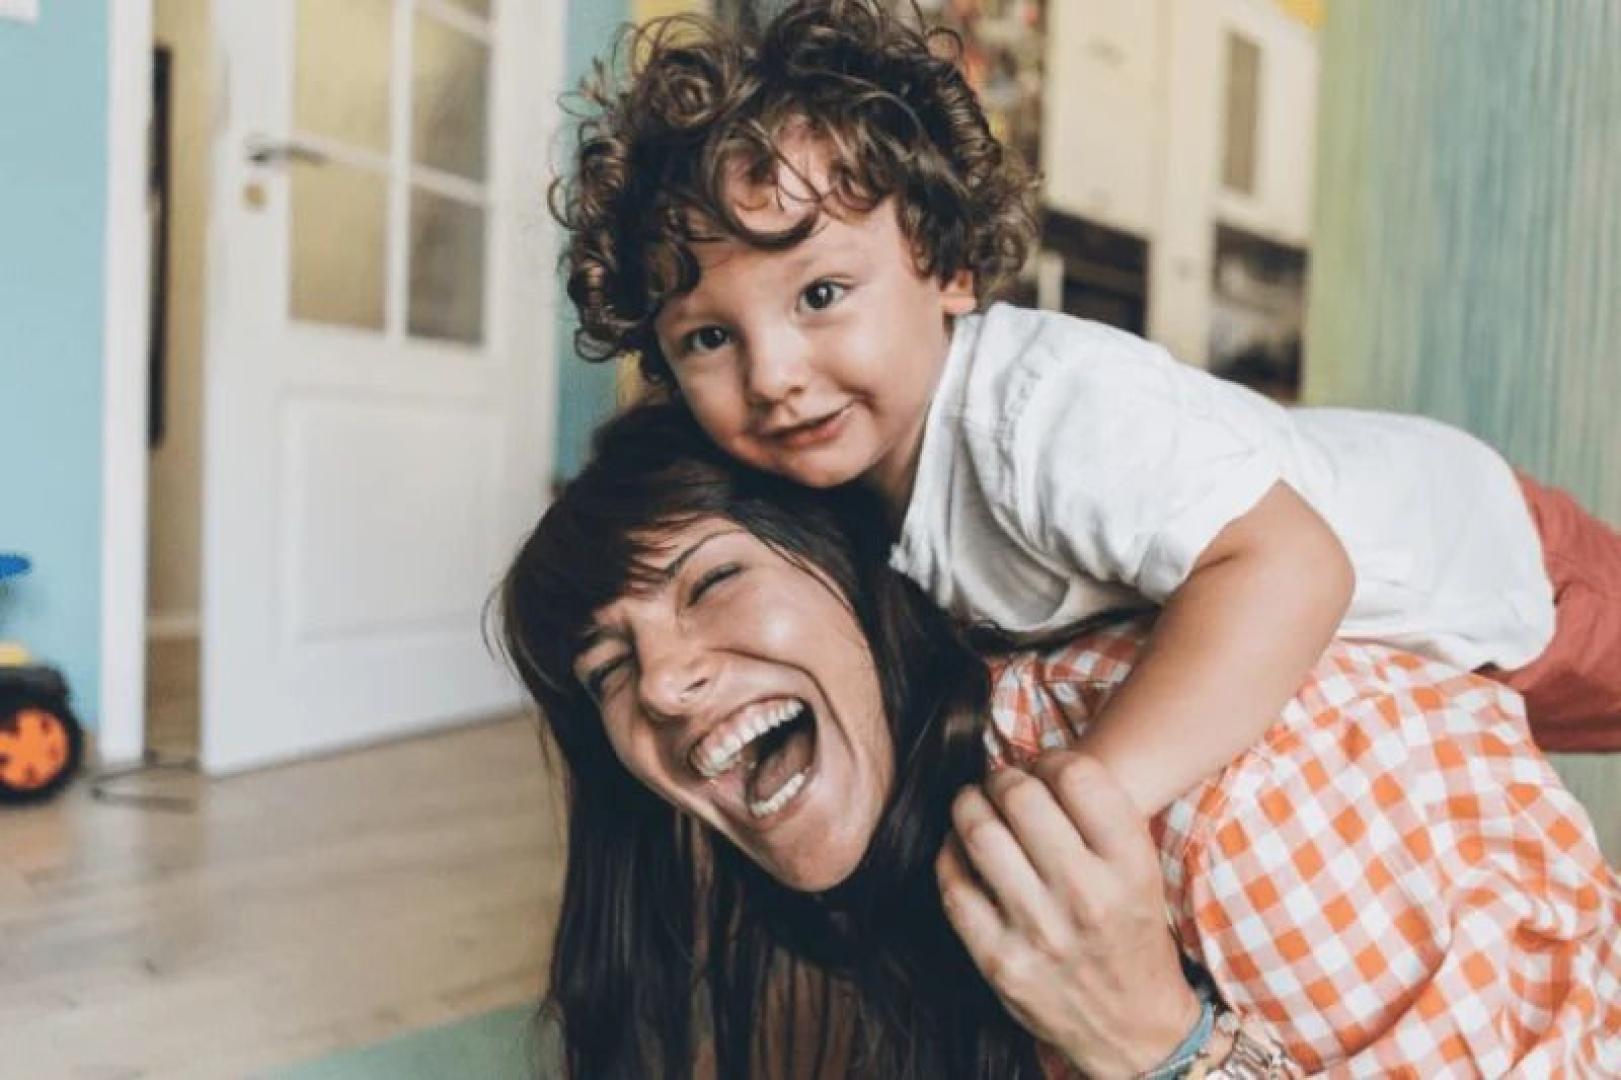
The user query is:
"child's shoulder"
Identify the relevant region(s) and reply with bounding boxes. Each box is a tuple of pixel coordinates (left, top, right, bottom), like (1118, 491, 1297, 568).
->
(963, 303, 1170, 378)
(947, 304, 1175, 427)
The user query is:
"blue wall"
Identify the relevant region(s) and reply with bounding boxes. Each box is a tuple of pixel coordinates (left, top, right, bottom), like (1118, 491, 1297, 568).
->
(552, 0, 630, 485)
(0, 6, 110, 728)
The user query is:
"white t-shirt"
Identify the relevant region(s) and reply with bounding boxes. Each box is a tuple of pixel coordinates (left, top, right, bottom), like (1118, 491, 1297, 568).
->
(889, 305, 1555, 671)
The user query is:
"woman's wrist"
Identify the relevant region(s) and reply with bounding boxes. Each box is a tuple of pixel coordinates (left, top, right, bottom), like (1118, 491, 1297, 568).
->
(1131, 991, 1214, 1079)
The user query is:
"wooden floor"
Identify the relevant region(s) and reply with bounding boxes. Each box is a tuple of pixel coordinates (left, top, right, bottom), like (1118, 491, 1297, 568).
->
(0, 715, 564, 1079)
(4, 641, 1612, 1080)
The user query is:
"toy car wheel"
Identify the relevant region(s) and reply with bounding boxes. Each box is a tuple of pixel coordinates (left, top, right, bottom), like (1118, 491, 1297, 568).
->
(0, 705, 83, 804)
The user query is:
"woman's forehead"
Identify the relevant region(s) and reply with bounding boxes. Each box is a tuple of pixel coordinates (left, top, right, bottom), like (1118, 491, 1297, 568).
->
(634, 521, 750, 580)
(584, 516, 753, 621)
(627, 516, 747, 568)
(587, 513, 845, 618)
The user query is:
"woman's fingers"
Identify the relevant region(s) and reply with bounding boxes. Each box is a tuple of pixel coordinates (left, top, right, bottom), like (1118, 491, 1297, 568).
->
(948, 781, 1065, 933)
(1030, 751, 1159, 875)
(939, 762, 1201, 1076)
(935, 833, 1008, 966)
(980, 764, 1105, 890)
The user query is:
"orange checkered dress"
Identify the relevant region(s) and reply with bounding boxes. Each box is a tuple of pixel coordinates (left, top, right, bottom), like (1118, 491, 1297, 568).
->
(985, 623, 1621, 1077)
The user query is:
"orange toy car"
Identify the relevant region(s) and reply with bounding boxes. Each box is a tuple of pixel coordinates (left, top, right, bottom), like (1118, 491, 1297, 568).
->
(1, 554, 84, 804)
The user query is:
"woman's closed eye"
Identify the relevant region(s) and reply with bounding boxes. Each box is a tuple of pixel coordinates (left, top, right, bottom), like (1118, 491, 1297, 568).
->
(577, 564, 742, 698)
(582, 654, 627, 700)
(689, 562, 742, 604)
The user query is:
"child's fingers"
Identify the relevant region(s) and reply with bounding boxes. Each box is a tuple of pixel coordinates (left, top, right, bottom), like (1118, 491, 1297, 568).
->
(1031, 752, 1159, 875)
(981, 765, 1104, 891)
(949, 782, 1064, 933)
(935, 833, 1009, 969)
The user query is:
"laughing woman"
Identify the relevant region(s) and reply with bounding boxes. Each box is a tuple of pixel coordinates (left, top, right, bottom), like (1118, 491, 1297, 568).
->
(500, 405, 1621, 1079)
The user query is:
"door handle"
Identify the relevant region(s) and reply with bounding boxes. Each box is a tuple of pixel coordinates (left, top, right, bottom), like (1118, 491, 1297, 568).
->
(245, 138, 328, 167)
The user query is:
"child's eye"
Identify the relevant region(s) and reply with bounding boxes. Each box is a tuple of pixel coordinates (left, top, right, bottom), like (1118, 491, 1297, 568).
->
(800, 281, 847, 312)
(681, 325, 731, 356)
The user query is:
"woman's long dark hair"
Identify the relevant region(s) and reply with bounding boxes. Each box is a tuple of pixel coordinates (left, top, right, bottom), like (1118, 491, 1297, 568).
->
(499, 404, 1044, 1077)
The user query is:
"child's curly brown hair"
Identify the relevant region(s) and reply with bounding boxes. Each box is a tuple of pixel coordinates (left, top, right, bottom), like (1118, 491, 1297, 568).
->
(551, 0, 1040, 388)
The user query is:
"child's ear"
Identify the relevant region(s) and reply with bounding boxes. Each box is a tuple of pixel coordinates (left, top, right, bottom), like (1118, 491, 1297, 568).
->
(940, 269, 976, 316)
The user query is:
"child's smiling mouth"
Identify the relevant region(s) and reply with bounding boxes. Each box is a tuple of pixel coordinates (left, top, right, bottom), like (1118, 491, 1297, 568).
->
(762, 404, 853, 451)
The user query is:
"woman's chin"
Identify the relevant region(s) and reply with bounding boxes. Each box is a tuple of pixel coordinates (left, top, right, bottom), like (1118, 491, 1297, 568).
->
(760, 843, 867, 893)
(748, 785, 880, 892)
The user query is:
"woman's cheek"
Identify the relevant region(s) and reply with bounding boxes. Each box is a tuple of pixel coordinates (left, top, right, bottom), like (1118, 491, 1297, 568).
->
(748, 601, 809, 658)
(602, 711, 658, 784)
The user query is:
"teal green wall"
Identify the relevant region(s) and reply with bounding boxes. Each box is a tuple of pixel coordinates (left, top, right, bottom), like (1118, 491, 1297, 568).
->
(1307, 0, 1621, 524)
(0, 6, 110, 729)
(552, 0, 631, 485)
(1308, 0, 1620, 856)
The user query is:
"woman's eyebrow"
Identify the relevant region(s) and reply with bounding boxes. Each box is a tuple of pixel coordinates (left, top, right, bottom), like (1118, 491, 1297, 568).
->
(657, 528, 740, 583)
(576, 529, 744, 654)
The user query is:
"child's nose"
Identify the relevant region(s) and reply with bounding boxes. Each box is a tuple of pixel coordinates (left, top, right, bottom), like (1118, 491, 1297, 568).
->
(743, 331, 813, 405)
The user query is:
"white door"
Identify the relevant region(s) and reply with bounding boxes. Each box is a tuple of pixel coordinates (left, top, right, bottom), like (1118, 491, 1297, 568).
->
(200, 0, 559, 773)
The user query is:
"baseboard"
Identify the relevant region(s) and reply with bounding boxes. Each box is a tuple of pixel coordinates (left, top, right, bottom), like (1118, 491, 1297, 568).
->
(146, 611, 200, 640)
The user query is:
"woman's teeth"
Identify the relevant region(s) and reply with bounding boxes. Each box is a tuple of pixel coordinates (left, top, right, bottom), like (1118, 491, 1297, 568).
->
(695, 698, 806, 780)
(748, 768, 808, 819)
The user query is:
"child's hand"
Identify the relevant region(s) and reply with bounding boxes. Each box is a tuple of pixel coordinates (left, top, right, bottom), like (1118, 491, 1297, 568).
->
(936, 752, 1200, 1078)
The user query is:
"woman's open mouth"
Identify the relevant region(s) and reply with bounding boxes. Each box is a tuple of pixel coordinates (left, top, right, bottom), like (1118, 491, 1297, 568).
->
(690, 697, 819, 822)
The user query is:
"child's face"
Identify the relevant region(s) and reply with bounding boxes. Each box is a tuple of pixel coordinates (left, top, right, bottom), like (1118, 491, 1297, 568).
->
(652, 135, 975, 501)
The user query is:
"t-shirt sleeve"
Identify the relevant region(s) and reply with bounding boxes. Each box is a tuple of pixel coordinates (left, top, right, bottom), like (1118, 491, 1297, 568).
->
(1009, 327, 1282, 602)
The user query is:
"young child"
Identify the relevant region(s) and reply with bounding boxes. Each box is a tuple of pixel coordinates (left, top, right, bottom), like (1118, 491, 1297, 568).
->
(552, 0, 1621, 815)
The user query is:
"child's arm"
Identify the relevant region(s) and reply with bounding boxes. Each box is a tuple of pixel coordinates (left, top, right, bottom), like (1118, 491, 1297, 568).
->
(1076, 480, 1354, 816)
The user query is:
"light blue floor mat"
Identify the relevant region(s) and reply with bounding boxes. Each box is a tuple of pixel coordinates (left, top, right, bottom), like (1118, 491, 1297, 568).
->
(262, 1003, 560, 1080)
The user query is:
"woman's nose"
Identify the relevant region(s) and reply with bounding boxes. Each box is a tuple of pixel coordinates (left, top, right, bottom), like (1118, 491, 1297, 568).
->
(635, 634, 715, 721)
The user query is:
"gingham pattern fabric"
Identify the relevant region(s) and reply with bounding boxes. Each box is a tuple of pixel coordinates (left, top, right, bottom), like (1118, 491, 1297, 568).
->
(985, 623, 1621, 1078)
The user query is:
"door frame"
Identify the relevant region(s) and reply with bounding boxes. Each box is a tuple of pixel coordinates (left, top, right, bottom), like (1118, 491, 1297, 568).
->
(100, 0, 155, 766)
(100, 0, 568, 769)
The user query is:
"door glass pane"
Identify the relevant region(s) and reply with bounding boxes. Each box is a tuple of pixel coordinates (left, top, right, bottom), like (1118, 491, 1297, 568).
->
(408, 189, 485, 344)
(291, 161, 388, 331)
(295, 0, 393, 153)
(412, 14, 489, 180)
(1222, 32, 1261, 195)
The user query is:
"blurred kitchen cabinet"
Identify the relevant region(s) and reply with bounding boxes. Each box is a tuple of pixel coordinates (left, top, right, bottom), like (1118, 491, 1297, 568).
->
(1040, 0, 1318, 364)
(1211, 1, 1318, 246)
(1041, 0, 1161, 237)
(1057, 0, 1160, 89)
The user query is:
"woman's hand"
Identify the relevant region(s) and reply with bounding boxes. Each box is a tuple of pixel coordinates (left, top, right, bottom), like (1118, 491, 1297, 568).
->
(936, 751, 1200, 1078)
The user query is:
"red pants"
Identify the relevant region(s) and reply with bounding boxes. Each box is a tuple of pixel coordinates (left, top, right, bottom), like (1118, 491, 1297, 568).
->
(1484, 473, 1621, 753)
